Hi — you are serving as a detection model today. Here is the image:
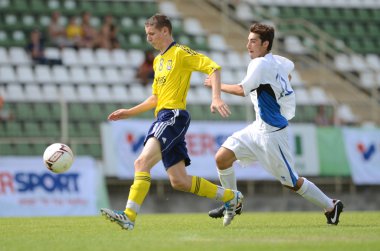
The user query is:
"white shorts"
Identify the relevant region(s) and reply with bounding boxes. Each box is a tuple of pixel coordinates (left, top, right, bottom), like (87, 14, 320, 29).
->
(222, 124, 298, 187)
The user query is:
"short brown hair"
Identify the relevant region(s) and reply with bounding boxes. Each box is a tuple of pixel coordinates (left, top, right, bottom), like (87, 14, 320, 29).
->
(145, 14, 172, 34)
(250, 23, 274, 51)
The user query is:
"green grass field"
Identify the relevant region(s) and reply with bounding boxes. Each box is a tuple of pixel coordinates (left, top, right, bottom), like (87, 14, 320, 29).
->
(1, 211, 380, 251)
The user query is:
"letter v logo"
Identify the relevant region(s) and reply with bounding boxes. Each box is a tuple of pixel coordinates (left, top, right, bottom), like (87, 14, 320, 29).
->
(357, 143, 376, 161)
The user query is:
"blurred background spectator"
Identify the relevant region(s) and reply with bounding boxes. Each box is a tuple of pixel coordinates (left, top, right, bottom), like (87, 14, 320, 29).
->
(136, 50, 155, 86)
(26, 29, 62, 65)
(65, 16, 82, 48)
(81, 11, 98, 48)
(0, 95, 13, 122)
(48, 11, 73, 48)
(97, 15, 119, 49)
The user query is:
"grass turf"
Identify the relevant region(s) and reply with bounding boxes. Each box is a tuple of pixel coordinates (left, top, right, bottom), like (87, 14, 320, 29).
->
(1, 211, 379, 251)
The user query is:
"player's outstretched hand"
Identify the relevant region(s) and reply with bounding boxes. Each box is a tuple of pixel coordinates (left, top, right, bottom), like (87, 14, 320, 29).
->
(211, 98, 231, 118)
(204, 76, 211, 88)
(108, 109, 130, 121)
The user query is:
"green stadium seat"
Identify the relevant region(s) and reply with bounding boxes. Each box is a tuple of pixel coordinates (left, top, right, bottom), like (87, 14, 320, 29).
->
(11, 0, 29, 14)
(77, 122, 99, 137)
(78, 1, 93, 12)
(41, 121, 60, 137)
(0, 31, 11, 47)
(326, 8, 342, 21)
(33, 103, 52, 121)
(14, 143, 33, 155)
(357, 9, 372, 22)
(0, 122, 5, 137)
(112, 1, 128, 18)
(24, 121, 42, 137)
(0, 143, 15, 155)
(87, 103, 106, 121)
(93, 1, 111, 16)
(68, 122, 80, 138)
(69, 103, 87, 121)
(279, 7, 296, 19)
(50, 103, 62, 121)
(87, 143, 102, 158)
(30, 0, 48, 15)
(15, 103, 34, 121)
(341, 9, 355, 21)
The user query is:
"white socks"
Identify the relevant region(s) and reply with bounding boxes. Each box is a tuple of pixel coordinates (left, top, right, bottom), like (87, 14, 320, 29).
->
(217, 166, 237, 190)
(296, 178, 334, 211)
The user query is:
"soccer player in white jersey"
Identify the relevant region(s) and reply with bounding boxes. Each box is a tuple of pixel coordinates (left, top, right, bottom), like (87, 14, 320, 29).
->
(205, 23, 343, 225)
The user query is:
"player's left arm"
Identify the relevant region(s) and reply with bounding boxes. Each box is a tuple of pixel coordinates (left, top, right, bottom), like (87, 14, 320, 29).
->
(108, 95, 157, 121)
(208, 69, 231, 118)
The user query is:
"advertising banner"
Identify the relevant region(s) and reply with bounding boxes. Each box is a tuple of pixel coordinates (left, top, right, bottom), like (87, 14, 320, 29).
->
(102, 120, 320, 180)
(290, 124, 320, 175)
(317, 127, 350, 176)
(342, 128, 380, 184)
(0, 156, 99, 217)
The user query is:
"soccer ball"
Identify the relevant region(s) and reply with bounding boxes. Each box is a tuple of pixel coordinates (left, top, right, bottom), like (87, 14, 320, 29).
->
(43, 143, 74, 173)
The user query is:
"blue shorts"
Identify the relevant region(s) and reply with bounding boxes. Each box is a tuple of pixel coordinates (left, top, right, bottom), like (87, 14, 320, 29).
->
(144, 109, 191, 169)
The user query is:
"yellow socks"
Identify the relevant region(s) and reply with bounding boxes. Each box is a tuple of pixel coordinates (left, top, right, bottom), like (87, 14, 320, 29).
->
(124, 172, 151, 222)
(189, 176, 234, 202)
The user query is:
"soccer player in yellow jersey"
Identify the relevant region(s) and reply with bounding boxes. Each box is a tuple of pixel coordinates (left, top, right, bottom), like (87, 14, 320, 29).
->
(100, 14, 243, 230)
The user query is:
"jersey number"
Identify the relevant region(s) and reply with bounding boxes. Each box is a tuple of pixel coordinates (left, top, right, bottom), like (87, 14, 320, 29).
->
(276, 74, 293, 99)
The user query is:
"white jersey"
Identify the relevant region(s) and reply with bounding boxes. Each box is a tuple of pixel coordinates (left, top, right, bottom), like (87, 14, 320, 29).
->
(240, 53, 295, 132)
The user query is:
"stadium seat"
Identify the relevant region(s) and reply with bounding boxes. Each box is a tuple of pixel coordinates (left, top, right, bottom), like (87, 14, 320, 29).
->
(69, 66, 88, 84)
(45, 47, 61, 61)
(128, 49, 145, 68)
(78, 48, 96, 66)
(309, 86, 331, 105)
(6, 84, 26, 101)
(87, 67, 105, 85)
(365, 54, 380, 71)
(111, 49, 129, 67)
(59, 85, 78, 102)
(94, 85, 113, 102)
(0, 65, 16, 83)
(129, 85, 150, 103)
(35, 65, 53, 83)
(359, 72, 375, 89)
(16, 65, 35, 83)
(33, 103, 53, 121)
(159, 1, 181, 18)
(110, 85, 129, 102)
(94, 48, 112, 66)
(62, 47, 79, 66)
(183, 18, 205, 36)
(119, 68, 136, 84)
(52, 65, 70, 84)
(295, 88, 311, 105)
(68, 103, 86, 121)
(41, 121, 60, 137)
(24, 121, 42, 137)
(0, 47, 9, 65)
(77, 85, 96, 102)
(104, 67, 122, 84)
(4, 121, 23, 137)
(40, 85, 59, 102)
(9, 47, 31, 65)
(25, 85, 44, 102)
(208, 34, 229, 51)
(14, 102, 34, 120)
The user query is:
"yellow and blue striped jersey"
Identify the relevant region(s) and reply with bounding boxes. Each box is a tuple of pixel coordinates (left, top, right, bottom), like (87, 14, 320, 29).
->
(152, 42, 221, 116)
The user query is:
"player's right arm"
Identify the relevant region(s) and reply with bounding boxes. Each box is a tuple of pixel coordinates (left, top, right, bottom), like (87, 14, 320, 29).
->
(204, 77, 244, 97)
(108, 95, 157, 121)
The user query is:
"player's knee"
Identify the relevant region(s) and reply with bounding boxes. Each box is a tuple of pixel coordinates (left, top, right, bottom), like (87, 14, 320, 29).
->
(170, 178, 188, 192)
(134, 157, 147, 172)
(215, 153, 232, 170)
